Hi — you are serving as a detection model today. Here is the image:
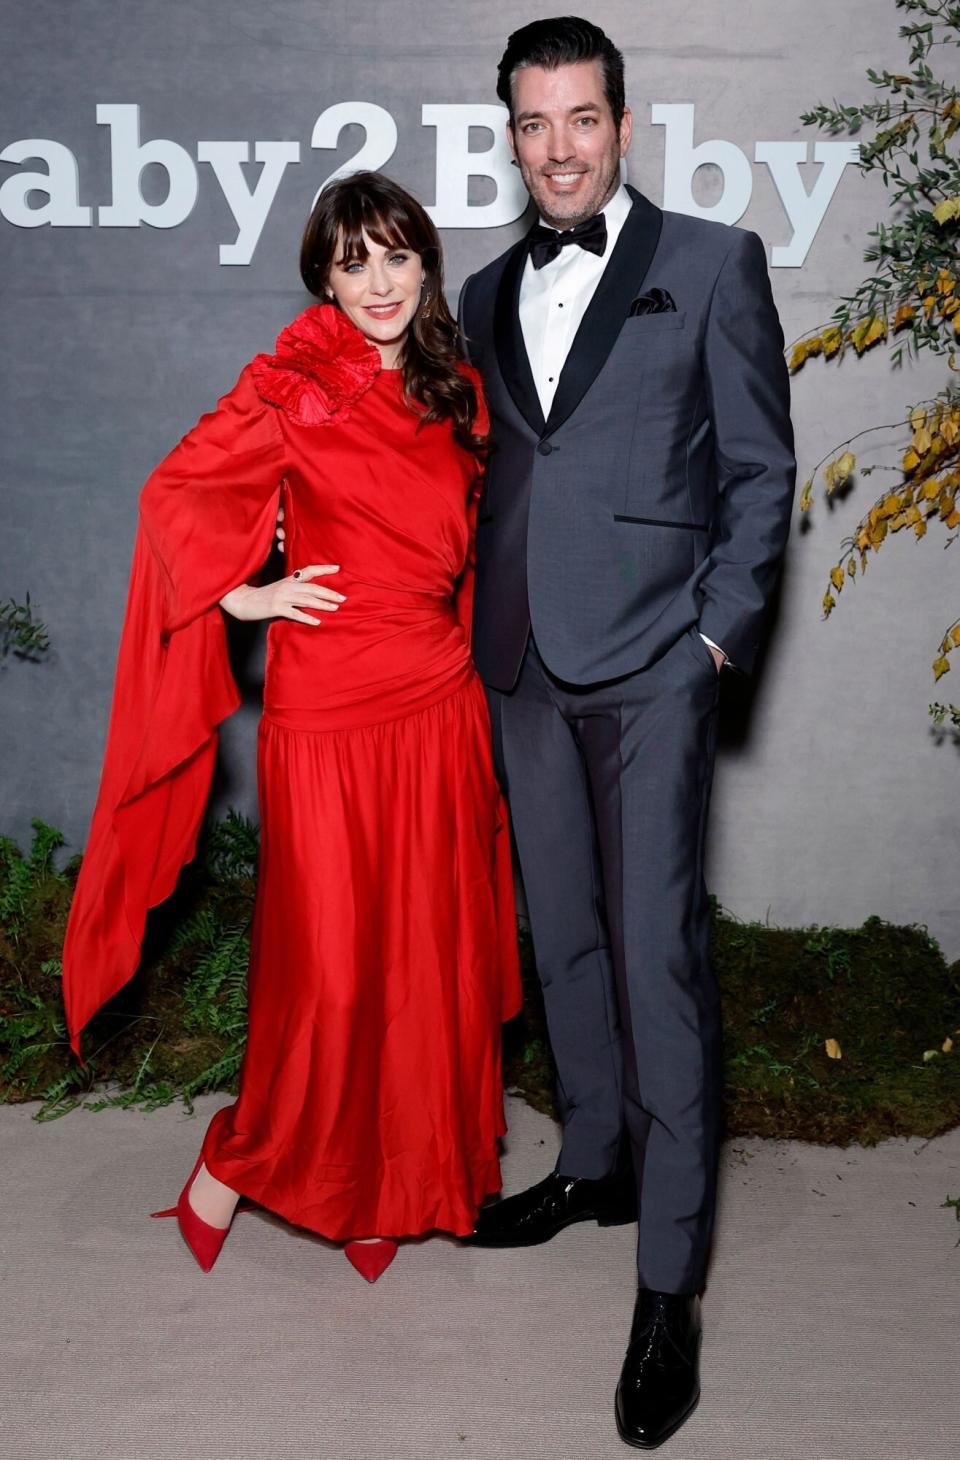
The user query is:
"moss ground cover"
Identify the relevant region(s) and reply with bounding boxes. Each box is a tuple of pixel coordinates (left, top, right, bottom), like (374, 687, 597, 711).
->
(3, 817, 958, 1140)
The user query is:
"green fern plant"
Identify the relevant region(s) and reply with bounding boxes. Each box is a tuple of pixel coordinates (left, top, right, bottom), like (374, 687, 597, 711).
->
(0, 594, 50, 665)
(0, 821, 66, 941)
(202, 809, 260, 880)
(0, 813, 258, 1118)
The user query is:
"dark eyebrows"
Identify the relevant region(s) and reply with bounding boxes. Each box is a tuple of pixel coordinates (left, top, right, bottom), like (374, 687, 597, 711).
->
(334, 245, 410, 267)
(514, 101, 602, 125)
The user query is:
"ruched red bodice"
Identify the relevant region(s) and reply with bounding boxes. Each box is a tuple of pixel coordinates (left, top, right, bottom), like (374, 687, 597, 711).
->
(265, 368, 477, 729)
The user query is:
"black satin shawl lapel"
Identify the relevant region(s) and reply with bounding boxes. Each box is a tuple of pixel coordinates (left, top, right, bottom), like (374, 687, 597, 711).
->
(493, 232, 546, 438)
(543, 187, 663, 439)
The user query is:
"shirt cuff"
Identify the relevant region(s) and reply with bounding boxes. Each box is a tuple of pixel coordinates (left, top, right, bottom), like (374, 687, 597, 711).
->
(699, 632, 728, 666)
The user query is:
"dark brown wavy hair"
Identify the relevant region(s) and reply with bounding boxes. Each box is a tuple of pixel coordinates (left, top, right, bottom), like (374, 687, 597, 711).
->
(300, 171, 485, 455)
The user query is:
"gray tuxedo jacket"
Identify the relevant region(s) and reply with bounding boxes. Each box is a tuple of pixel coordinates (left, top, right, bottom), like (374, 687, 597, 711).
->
(458, 186, 796, 690)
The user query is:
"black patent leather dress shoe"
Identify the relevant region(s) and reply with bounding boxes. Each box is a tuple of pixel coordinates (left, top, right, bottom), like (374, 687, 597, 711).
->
(615, 1289, 702, 1450)
(462, 1168, 636, 1247)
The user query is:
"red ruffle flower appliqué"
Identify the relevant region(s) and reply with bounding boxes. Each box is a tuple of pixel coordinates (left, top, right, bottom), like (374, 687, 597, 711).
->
(251, 305, 382, 426)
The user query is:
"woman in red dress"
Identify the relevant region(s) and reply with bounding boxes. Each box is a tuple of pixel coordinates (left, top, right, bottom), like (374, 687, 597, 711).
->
(61, 172, 521, 1282)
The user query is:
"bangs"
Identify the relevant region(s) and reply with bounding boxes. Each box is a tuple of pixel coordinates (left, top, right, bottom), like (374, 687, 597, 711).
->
(301, 170, 441, 298)
(333, 193, 418, 265)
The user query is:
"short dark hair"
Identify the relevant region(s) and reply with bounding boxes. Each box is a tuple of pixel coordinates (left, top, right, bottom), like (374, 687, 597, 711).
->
(496, 16, 626, 131)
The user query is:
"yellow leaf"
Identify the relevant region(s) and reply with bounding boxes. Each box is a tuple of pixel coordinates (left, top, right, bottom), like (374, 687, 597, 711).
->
(921, 478, 941, 499)
(881, 493, 902, 516)
(915, 518, 927, 539)
(950, 625, 960, 648)
(894, 304, 916, 330)
(923, 1049, 940, 1063)
(799, 479, 813, 512)
(945, 1037, 955, 1053)
(846, 556, 857, 578)
(830, 565, 845, 591)
(942, 415, 958, 446)
(789, 342, 808, 371)
(822, 326, 842, 358)
(902, 448, 920, 473)
(825, 1038, 842, 1060)
(933, 656, 951, 680)
(822, 591, 836, 617)
(825, 453, 855, 494)
(910, 407, 927, 431)
(805, 336, 823, 357)
(906, 505, 922, 525)
(924, 295, 937, 319)
(890, 512, 908, 531)
(851, 316, 886, 353)
(946, 509, 960, 529)
(913, 426, 933, 454)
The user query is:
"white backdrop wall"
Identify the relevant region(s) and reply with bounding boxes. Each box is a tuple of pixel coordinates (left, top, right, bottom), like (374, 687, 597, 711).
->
(2, 0, 957, 955)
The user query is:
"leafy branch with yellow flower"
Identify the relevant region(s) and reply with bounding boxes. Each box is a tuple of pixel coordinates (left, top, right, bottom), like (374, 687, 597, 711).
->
(791, 0, 960, 728)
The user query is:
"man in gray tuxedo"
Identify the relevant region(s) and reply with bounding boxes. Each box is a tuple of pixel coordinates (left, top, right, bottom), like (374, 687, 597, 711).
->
(459, 17, 795, 1451)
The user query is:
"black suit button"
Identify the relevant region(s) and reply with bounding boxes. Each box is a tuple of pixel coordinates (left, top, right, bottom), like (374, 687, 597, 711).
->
(537, 441, 553, 456)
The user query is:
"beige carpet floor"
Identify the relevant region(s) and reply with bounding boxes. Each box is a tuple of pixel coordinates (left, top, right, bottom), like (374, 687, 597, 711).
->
(2, 1092, 957, 1460)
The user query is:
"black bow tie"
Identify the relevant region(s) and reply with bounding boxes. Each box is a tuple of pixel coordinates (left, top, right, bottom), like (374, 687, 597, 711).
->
(528, 213, 608, 270)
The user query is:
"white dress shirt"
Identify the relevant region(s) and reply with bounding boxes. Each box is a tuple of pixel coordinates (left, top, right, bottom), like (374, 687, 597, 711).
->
(519, 183, 633, 421)
(517, 184, 725, 663)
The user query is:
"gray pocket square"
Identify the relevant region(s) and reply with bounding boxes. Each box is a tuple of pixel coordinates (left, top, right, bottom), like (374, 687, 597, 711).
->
(628, 288, 677, 317)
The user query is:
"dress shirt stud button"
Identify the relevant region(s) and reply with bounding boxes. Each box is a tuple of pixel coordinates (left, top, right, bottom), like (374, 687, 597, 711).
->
(537, 441, 553, 456)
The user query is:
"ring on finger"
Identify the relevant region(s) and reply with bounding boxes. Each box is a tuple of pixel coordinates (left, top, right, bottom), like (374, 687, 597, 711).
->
(292, 569, 302, 580)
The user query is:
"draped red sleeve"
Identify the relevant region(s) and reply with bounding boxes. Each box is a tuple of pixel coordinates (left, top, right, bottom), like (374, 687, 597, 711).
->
(453, 365, 490, 651)
(62, 365, 286, 1058)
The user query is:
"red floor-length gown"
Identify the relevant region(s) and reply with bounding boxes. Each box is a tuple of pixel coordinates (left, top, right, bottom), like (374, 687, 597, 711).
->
(62, 304, 521, 1239)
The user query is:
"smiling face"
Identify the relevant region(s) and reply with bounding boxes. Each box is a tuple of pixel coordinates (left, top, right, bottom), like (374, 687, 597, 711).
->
(325, 230, 424, 368)
(507, 60, 632, 229)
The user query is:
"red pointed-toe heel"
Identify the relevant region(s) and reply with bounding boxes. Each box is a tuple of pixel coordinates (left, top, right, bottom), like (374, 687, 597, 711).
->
(151, 1153, 240, 1273)
(344, 1239, 398, 1283)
